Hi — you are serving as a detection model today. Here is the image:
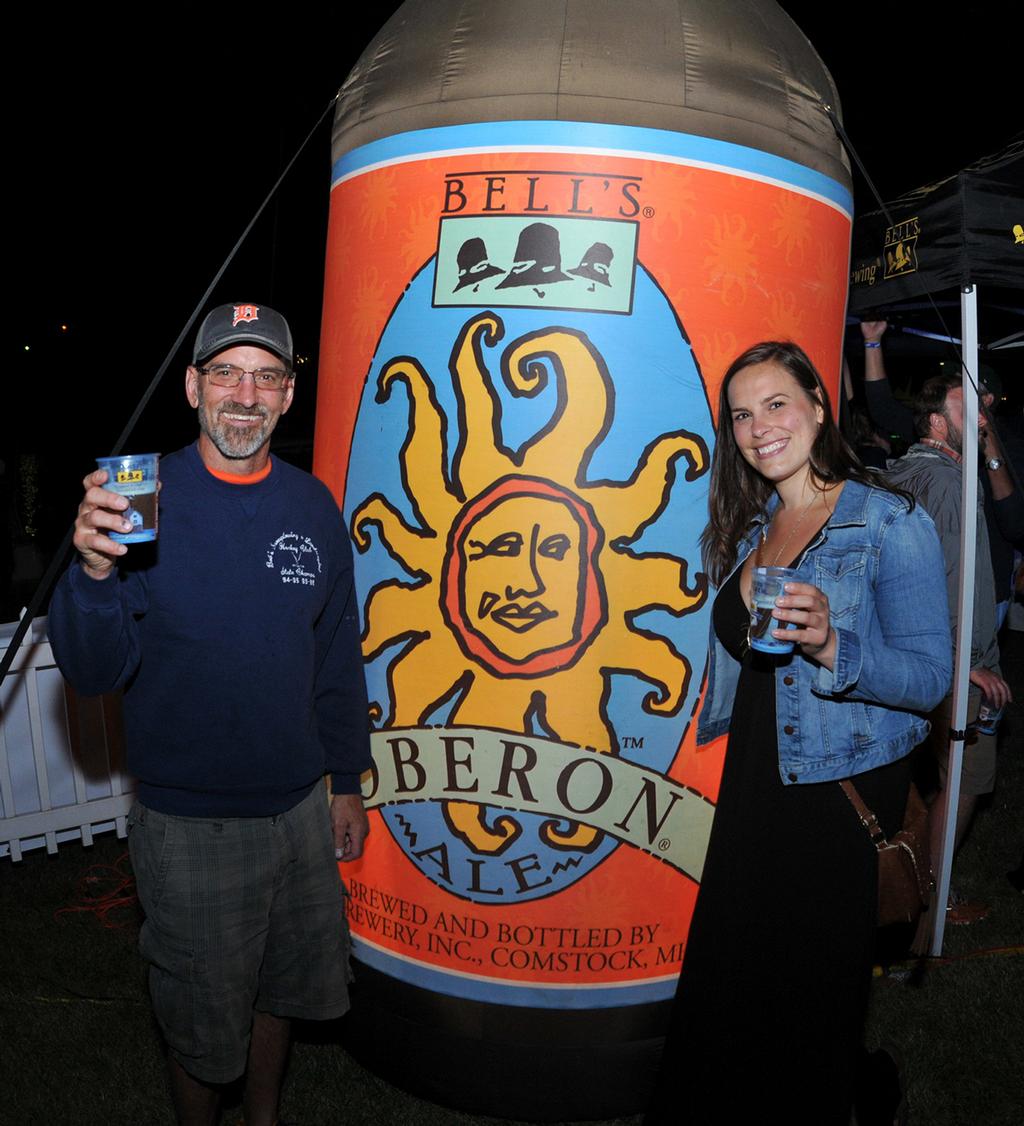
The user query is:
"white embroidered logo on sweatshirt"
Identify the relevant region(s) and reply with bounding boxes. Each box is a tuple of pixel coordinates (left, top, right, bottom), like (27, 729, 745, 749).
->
(266, 533, 322, 587)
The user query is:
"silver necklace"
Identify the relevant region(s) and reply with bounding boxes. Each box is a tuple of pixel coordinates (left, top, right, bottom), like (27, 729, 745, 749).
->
(757, 492, 819, 569)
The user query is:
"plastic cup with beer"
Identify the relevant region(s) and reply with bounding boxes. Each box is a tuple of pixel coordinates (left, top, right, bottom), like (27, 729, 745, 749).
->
(748, 565, 799, 654)
(96, 453, 160, 543)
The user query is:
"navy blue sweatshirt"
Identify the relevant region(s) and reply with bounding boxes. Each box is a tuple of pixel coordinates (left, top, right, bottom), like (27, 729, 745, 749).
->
(49, 443, 371, 816)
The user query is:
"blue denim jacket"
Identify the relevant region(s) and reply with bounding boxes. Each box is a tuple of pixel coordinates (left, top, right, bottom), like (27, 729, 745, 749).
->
(697, 479, 952, 784)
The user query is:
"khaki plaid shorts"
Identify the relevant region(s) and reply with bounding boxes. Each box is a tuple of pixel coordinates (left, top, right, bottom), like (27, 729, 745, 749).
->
(127, 785, 352, 1083)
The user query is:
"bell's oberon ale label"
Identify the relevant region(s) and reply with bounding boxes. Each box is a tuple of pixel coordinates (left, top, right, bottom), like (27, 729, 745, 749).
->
(314, 121, 851, 1008)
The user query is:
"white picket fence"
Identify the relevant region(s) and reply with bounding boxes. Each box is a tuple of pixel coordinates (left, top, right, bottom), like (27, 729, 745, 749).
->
(0, 617, 133, 861)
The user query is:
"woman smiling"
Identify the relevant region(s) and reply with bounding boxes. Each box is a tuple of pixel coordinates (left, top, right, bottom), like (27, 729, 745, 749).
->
(646, 342, 951, 1125)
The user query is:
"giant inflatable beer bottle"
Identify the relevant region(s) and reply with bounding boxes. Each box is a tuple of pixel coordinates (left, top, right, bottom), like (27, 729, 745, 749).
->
(313, 1, 852, 1116)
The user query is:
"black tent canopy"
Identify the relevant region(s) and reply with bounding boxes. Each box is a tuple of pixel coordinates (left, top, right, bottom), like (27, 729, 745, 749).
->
(849, 136, 1022, 327)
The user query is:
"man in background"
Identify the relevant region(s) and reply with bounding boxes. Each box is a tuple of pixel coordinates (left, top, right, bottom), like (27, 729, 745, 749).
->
(888, 375, 1012, 892)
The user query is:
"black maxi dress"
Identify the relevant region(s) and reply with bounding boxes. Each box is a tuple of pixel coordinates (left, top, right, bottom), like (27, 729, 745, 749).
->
(645, 559, 909, 1126)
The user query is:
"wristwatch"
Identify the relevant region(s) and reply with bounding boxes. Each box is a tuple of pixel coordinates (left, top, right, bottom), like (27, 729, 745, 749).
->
(986, 457, 1003, 471)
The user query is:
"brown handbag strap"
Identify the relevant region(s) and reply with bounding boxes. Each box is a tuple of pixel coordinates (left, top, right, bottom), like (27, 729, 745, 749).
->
(839, 779, 889, 850)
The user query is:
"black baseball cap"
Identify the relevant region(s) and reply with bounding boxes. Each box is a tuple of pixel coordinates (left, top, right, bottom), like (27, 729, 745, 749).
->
(192, 302, 294, 366)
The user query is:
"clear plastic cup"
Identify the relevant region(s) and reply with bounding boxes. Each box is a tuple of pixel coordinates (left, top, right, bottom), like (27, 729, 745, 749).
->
(975, 700, 1004, 736)
(748, 565, 798, 654)
(96, 453, 159, 543)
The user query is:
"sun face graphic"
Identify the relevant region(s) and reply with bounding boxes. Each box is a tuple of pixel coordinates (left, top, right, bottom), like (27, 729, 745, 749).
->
(358, 169, 399, 237)
(809, 239, 848, 312)
(770, 193, 812, 266)
(764, 290, 806, 340)
(352, 312, 707, 857)
(399, 199, 438, 273)
(348, 267, 392, 354)
(703, 213, 759, 306)
(697, 329, 741, 394)
(443, 480, 606, 673)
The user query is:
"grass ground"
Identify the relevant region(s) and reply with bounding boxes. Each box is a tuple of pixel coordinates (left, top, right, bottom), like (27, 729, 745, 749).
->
(861, 627, 1024, 1126)
(2, 633, 1021, 1125)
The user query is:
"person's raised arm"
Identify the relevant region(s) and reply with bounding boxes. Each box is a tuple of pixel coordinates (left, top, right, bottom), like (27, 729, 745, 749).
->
(859, 321, 915, 444)
(860, 320, 888, 383)
(48, 469, 147, 695)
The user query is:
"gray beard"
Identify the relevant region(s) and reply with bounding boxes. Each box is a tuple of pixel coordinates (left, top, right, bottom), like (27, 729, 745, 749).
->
(198, 401, 271, 460)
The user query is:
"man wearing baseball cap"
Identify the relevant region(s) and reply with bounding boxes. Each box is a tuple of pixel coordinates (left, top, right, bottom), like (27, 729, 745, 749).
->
(49, 303, 371, 1124)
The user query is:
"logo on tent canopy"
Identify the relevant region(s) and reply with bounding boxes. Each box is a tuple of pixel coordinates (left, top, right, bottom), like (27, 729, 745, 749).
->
(883, 217, 920, 279)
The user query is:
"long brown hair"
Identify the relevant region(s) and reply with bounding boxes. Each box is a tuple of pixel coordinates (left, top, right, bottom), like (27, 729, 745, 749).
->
(701, 341, 911, 585)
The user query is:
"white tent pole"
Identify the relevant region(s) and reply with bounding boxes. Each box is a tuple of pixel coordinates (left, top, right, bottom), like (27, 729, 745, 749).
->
(928, 283, 980, 956)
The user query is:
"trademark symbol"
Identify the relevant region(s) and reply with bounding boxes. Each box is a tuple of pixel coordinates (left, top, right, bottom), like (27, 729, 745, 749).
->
(658, 838, 670, 852)
(622, 735, 645, 750)
(643, 206, 655, 219)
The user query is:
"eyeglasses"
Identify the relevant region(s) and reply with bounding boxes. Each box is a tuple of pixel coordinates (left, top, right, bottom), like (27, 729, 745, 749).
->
(198, 363, 292, 391)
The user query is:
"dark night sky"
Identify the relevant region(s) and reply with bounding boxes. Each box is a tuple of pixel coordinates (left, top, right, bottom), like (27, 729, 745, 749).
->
(6, 2, 1017, 516)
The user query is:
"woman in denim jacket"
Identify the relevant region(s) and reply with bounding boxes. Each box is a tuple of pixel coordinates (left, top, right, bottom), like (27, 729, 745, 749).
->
(646, 343, 950, 1126)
